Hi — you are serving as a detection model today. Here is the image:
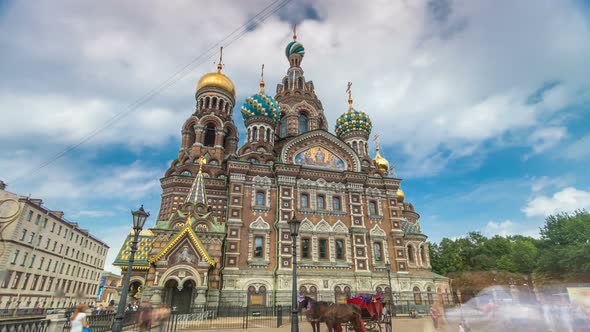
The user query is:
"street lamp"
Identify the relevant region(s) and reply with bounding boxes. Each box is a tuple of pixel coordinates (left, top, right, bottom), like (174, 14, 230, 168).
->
(289, 214, 301, 332)
(112, 205, 149, 332)
(385, 260, 395, 317)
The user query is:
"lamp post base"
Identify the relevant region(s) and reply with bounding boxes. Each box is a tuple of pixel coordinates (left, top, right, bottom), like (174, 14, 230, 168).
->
(291, 309, 299, 332)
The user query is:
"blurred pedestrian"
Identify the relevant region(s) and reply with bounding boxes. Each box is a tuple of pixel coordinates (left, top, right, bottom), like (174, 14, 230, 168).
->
(69, 304, 89, 332)
(138, 303, 153, 332)
(430, 305, 440, 329)
(156, 304, 171, 332)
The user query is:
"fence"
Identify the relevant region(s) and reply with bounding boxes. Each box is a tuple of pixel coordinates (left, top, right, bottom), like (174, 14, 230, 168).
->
(0, 319, 49, 332)
(167, 305, 290, 331)
(0, 309, 47, 319)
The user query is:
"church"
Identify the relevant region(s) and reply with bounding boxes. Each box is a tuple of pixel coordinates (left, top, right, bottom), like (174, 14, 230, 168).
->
(113, 30, 450, 312)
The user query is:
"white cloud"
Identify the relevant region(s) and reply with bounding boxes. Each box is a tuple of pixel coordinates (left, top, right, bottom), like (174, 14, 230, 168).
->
(482, 219, 539, 238)
(522, 187, 590, 217)
(529, 175, 571, 193)
(0, 0, 588, 178)
(527, 126, 568, 156)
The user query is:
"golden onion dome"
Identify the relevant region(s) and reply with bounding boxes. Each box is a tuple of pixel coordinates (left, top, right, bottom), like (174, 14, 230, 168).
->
(374, 146, 390, 173)
(397, 188, 405, 202)
(196, 64, 236, 97)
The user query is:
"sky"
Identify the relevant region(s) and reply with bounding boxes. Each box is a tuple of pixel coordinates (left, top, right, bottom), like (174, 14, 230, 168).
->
(1, 0, 590, 273)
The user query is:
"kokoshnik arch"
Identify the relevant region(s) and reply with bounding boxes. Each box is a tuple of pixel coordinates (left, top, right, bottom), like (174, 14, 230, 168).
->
(113, 31, 451, 312)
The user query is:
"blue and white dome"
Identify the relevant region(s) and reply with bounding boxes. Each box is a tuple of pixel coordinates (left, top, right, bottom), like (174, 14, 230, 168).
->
(335, 108, 373, 138)
(241, 90, 280, 122)
(285, 40, 305, 58)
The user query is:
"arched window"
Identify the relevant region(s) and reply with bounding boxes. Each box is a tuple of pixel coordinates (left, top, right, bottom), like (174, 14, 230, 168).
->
(420, 246, 427, 265)
(353, 141, 358, 153)
(212, 97, 218, 109)
(180, 171, 191, 176)
(299, 113, 308, 133)
(413, 286, 422, 305)
(301, 193, 309, 208)
(252, 127, 258, 141)
(317, 195, 325, 209)
(247, 128, 251, 142)
(224, 128, 232, 151)
(256, 191, 265, 206)
(369, 201, 377, 215)
(280, 116, 287, 137)
(374, 242, 383, 261)
(254, 237, 263, 257)
(266, 128, 271, 142)
(249, 158, 259, 164)
(407, 245, 415, 263)
(333, 196, 341, 210)
(219, 99, 224, 111)
(427, 286, 434, 304)
(204, 124, 216, 147)
(205, 96, 211, 109)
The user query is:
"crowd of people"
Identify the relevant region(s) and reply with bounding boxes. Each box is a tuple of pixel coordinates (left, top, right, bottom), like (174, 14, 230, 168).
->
(68, 301, 171, 332)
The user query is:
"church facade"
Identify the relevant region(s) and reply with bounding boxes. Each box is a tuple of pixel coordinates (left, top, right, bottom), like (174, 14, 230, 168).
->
(114, 32, 450, 311)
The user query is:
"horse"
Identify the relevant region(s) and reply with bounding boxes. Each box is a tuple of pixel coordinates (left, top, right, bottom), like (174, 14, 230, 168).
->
(300, 296, 364, 332)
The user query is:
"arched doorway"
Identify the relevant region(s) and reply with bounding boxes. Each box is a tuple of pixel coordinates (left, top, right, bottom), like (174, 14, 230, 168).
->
(334, 286, 352, 304)
(299, 285, 318, 300)
(129, 281, 142, 302)
(164, 279, 195, 314)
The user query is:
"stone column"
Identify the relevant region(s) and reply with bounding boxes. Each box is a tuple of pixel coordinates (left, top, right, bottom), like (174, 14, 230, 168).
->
(150, 286, 164, 308)
(193, 286, 208, 307)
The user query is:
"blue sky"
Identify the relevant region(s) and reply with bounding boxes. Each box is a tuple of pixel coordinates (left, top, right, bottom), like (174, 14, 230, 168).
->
(1, 0, 590, 272)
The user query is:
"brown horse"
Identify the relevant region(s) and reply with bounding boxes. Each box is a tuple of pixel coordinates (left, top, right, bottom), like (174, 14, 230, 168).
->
(300, 296, 364, 332)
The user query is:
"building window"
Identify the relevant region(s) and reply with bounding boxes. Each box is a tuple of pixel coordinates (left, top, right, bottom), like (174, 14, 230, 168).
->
(204, 124, 216, 147)
(45, 238, 50, 249)
(319, 239, 328, 260)
(299, 113, 308, 133)
(29, 255, 36, 268)
(37, 235, 42, 246)
(369, 201, 377, 215)
(43, 218, 48, 228)
(413, 286, 422, 305)
(64, 229, 68, 239)
(20, 252, 28, 266)
(301, 193, 309, 208)
(19, 229, 26, 241)
(333, 196, 341, 211)
(50, 222, 55, 232)
(1, 271, 11, 288)
(28, 232, 35, 243)
(27, 210, 34, 221)
(254, 236, 264, 258)
(256, 191, 265, 206)
(407, 245, 415, 263)
(353, 141, 358, 153)
(301, 238, 310, 259)
(12, 272, 22, 289)
(335, 239, 344, 260)
(10, 250, 19, 264)
(374, 242, 383, 262)
(38, 257, 44, 269)
(21, 273, 30, 289)
(34, 214, 41, 225)
(57, 225, 62, 235)
(317, 195, 325, 210)
(279, 116, 287, 137)
(420, 245, 427, 265)
(46, 259, 51, 271)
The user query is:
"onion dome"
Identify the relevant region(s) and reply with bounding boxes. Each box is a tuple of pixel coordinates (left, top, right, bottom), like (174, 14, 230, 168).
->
(196, 63, 236, 97)
(240, 79, 280, 122)
(397, 188, 405, 202)
(285, 40, 305, 58)
(374, 146, 390, 173)
(335, 107, 373, 137)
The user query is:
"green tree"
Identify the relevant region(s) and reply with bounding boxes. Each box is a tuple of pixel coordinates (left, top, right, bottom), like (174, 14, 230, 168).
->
(537, 210, 590, 276)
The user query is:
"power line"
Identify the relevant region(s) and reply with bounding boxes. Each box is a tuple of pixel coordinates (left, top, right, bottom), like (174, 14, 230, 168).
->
(8, 0, 293, 185)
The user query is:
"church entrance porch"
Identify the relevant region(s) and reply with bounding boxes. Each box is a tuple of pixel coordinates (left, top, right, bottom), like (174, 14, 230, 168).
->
(164, 279, 195, 314)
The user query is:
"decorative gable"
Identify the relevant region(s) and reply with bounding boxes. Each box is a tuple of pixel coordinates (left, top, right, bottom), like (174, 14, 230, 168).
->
(148, 225, 215, 266)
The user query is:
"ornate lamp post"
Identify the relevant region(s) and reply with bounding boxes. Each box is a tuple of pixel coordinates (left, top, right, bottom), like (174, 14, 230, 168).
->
(385, 260, 395, 317)
(289, 214, 301, 332)
(112, 205, 149, 332)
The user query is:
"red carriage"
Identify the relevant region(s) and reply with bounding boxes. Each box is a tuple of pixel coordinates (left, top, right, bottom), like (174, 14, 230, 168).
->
(344, 294, 392, 332)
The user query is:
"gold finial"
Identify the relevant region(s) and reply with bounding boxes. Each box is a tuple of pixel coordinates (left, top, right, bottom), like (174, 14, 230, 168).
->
(186, 213, 192, 226)
(217, 47, 223, 72)
(198, 156, 207, 173)
(373, 133, 381, 151)
(346, 81, 353, 108)
(259, 64, 265, 93)
(293, 24, 297, 40)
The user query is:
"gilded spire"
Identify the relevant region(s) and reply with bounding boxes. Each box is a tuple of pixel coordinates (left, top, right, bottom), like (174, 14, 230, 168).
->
(217, 47, 224, 72)
(346, 81, 353, 109)
(293, 23, 297, 40)
(373, 133, 390, 174)
(185, 156, 208, 205)
(259, 64, 265, 93)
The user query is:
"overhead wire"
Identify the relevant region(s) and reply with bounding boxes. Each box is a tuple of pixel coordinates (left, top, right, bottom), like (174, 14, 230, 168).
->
(8, 0, 293, 185)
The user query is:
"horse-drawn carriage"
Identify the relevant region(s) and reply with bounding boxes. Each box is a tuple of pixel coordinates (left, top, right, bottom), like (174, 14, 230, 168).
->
(344, 294, 391, 332)
(300, 294, 391, 332)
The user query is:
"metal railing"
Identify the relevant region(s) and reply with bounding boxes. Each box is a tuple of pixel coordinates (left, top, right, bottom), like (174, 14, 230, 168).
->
(0, 309, 47, 319)
(167, 305, 289, 331)
(0, 319, 49, 332)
